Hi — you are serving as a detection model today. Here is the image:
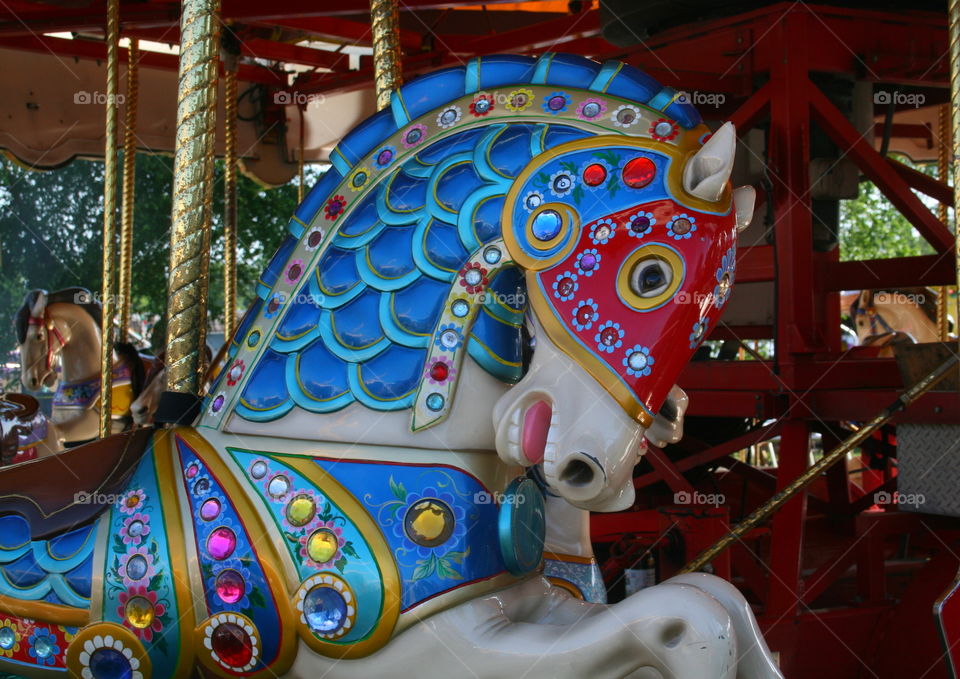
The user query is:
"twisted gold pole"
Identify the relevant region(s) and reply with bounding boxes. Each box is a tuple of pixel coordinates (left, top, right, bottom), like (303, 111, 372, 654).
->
(297, 105, 305, 203)
(223, 64, 238, 341)
(369, 0, 402, 111)
(938, 103, 951, 341)
(679, 354, 959, 574)
(952, 0, 960, 365)
(118, 39, 139, 339)
(98, 0, 120, 439)
(163, 0, 221, 399)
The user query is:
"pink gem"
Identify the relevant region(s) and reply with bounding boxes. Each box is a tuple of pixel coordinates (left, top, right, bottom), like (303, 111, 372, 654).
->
(215, 569, 245, 604)
(200, 499, 221, 521)
(186, 464, 198, 479)
(207, 527, 237, 560)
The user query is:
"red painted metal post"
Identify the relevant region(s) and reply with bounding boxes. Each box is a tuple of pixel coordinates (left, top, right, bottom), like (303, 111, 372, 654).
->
(767, 420, 809, 619)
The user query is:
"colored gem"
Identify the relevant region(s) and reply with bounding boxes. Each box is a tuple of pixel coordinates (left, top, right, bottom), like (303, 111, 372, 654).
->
(579, 253, 597, 271)
(193, 478, 210, 495)
(719, 272, 732, 295)
(250, 460, 268, 479)
(525, 193, 542, 209)
(439, 330, 459, 349)
(267, 297, 281, 314)
(207, 527, 237, 561)
(628, 352, 649, 370)
(557, 277, 575, 297)
(576, 307, 594, 324)
(601, 328, 619, 346)
(211, 623, 253, 668)
(451, 299, 469, 317)
(211, 395, 225, 412)
(0, 627, 15, 650)
(200, 498, 221, 521)
(464, 269, 483, 286)
(287, 263, 302, 280)
(303, 585, 347, 634)
(377, 149, 393, 165)
(630, 215, 651, 233)
(406, 128, 422, 144)
(125, 554, 148, 581)
(404, 499, 454, 547)
(33, 634, 54, 658)
(89, 648, 132, 679)
(581, 102, 601, 118)
(617, 108, 637, 125)
(654, 121, 674, 137)
(694, 323, 705, 339)
(582, 163, 606, 186)
(215, 569, 246, 604)
(351, 172, 366, 188)
(186, 464, 198, 479)
(126, 520, 145, 537)
(286, 494, 317, 527)
(671, 217, 692, 235)
(247, 329, 261, 346)
(124, 596, 155, 629)
(306, 529, 339, 564)
(622, 157, 656, 189)
(440, 109, 457, 125)
(307, 230, 324, 248)
(268, 475, 290, 498)
(594, 225, 611, 241)
(548, 95, 566, 111)
(532, 210, 562, 241)
(552, 174, 572, 193)
(429, 361, 449, 382)
(425, 393, 445, 412)
(483, 246, 501, 264)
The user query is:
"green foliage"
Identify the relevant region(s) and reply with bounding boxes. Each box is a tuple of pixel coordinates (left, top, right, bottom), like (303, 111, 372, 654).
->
(0, 153, 322, 357)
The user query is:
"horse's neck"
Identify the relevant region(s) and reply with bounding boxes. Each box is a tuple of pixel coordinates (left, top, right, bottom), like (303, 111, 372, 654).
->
(879, 301, 939, 343)
(52, 304, 104, 384)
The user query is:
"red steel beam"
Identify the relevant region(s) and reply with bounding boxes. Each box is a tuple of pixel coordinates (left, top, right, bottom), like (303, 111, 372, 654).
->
(451, 9, 600, 55)
(887, 157, 953, 207)
(825, 253, 956, 291)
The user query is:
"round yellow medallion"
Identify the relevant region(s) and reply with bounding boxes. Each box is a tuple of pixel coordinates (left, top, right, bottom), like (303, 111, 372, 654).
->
(404, 499, 454, 548)
(307, 529, 339, 564)
(286, 494, 317, 527)
(124, 596, 155, 629)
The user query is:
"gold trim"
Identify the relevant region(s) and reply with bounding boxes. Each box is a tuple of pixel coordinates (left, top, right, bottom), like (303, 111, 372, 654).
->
(0, 594, 89, 627)
(518, 202, 580, 270)
(66, 621, 152, 679)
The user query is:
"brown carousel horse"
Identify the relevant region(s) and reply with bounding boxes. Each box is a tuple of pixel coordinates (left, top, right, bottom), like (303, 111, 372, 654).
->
(12, 287, 161, 460)
(846, 287, 941, 356)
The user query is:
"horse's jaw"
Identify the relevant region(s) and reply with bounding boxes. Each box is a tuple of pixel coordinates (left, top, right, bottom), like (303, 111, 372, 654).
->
(492, 317, 642, 512)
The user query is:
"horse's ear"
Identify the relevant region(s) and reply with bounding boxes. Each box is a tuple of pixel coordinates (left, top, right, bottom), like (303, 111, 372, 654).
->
(683, 122, 736, 202)
(28, 289, 47, 318)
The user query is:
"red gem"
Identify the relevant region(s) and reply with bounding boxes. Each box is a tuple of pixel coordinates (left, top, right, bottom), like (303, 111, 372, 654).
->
(601, 328, 619, 346)
(430, 362, 449, 381)
(582, 163, 607, 186)
(211, 622, 253, 667)
(558, 278, 574, 296)
(307, 231, 323, 247)
(288, 264, 302, 280)
(622, 157, 656, 189)
(577, 307, 593, 323)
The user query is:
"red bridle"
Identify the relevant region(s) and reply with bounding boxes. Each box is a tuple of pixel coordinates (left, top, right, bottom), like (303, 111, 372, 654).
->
(27, 313, 66, 372)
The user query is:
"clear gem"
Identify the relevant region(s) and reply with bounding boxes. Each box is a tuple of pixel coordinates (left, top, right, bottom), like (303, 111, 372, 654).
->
(552, 174, 572, 192)
(484, 247, 501, 264)
(557, 277, 574, 296)
(525, 193, 542, 209)
(532, 210, 562, 241)
(125, 554, 148, 581)
(268, 475, 290, 498)
(0, 627, 15, 650)
(250, 460, 268, 479)
(200, 498, 221, 521)
(89, 648, 132, 679)
(440, 330, 459, 348)
(441, 109, 457, 124)
(406, 128, 422, 143)
(628, 352, 648, 370)
(451, 300, 469, 317)
(215, 569, 245, 604)
(426, 393, 445, 412)
(32, 634, 53, 658)
(464, 269, 483, 286)
(654, 121, 674, 137)
(594, 225, 611, 240)
(474, 98, 490, 112)
(303, 585, 347, 634)
(582, 102, 601, 118)
(207, 527, 237, 560)
(126, 520, 144, 537)
(193, 478, 210, 495)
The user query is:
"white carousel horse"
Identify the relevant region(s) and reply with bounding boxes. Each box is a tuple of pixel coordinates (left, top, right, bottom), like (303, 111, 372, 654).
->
(0, 54, 780, 679)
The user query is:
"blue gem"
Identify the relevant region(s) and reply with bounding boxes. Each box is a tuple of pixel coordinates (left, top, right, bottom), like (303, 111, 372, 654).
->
(483, 247, 502, 264)
(89, 648, 133, 679)
(303, 585, 347, 634)
(247, 330, 260, 347)
(125, 555, 148, 581)
(531, 210, 562, 241)
(451, 299, 469, 317)
(0, 627, 14, 650)
(426, 393, 445, 412)
(33, 635, 53, 658)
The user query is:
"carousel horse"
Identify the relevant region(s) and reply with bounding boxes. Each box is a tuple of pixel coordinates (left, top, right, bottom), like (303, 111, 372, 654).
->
(14, 287, 158, 454)
(846, 287, 940, 356)
(0, 54, 781, 679)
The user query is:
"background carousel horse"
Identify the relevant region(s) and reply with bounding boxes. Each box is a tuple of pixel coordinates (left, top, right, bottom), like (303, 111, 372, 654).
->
(14, 287, 158, 452)
(844, 287, 940, 356)
(0, 54, 780, 679)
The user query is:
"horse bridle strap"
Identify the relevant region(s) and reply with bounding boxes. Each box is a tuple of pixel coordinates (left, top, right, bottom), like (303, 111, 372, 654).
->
(27, 313, 66, 371)
(854, 291, 896, 337)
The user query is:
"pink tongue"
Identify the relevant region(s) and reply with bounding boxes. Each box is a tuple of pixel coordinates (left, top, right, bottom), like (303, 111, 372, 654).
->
(521, 401, 552, 465)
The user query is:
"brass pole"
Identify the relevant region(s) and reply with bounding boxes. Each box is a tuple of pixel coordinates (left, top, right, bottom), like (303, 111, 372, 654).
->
(162, 0, 221, 405)
(679, 354, 960, 574)
(952, 0, 960, 364)
(98, 0, 121, 439)
(297, 105, 305, 203)
(369, 0, 402, 111)
(223, 64, 238, 341)
(938, 103, 952, 341)
(118, 39, 140, 339)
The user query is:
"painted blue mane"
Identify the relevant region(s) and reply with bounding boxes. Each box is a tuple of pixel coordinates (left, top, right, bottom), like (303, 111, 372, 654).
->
(216, 53, 702, 424)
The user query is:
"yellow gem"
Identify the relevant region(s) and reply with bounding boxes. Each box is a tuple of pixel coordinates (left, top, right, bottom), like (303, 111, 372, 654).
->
(124, 596, 155, 629)
(286, 494, 317, 527)
(307, 529, 339, 563)
(408, 500, 451, 544)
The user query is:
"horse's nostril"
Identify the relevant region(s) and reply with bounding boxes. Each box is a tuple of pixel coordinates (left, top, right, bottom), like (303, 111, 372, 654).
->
(559, 458, 595, 487)
(659, 398, 678, 423)
(661, 620, 686, 648)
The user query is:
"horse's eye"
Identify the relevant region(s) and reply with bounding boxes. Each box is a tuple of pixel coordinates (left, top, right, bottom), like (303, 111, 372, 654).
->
(630, 258, 672, 298)
(35, 333, 42, 340)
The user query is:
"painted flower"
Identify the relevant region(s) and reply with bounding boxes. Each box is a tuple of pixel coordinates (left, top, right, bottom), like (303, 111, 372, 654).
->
(434, 323, 464, 353)
(436, 105, 462, 129)
(572, 299, 599, 331)
(626, 211, 655, 238)
(324, 194, 346, 221)
(27, 627, 59, 666)
(226, 359, 245, 386)
(209, 391, 227, 414)
(120, 512, 151, 546)
(347, 168, 369, 192)
(575, 249, 601, 277)
(119, 546, 156, 587)
(713, 245, 736, 308)
(611, 104, 641, 128)
(284, 259, 305, 285)
(117, 586, 165, 642)
(469, 93, 495, 117)
(589, 218, 616, 245)
(0, 618, 20, 657)
(522, 190, 544, 212)
(458, 262, 489, 295)
(542, 91, 571, 115)
(552, 271, 579, 302)
(264, 293, 285, 319)
(425, 356, 456, 386)
(402, 123, 428, 149)
(650, 117, 679, 142)
(374, 145, 396, 169)
(689, 318, 709, 349)
(304, 226, 325, 252)
(548, 169, 575, 197)
(623, 345, 654, 377)
(595, 320, 625, 353)
(666, 214, 697, 240)
(298, 520, 345, 569)
(118, 488, 147, 516)
(393, 487, 466, 561)
(576, 97, 607, 121)
(505, 88, 534, 112)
